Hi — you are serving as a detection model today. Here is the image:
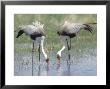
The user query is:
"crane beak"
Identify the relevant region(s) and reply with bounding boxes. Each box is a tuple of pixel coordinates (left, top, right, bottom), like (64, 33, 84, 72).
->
(57, 54, 61, 64)
(46, 58, 49, 64)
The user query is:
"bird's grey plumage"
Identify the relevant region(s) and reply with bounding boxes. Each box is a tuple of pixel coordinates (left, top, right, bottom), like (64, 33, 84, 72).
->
(16, 21, 49, 64)
(56, 21, 96, 62)
(16, 22, 45, 40)
(57, 21, 93, 38)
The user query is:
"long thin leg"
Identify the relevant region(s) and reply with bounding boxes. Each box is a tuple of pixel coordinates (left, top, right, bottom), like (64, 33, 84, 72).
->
(38, 44, 41, 63)
(66, 39, 71, 75)
(70, 38, 71, 50)
(69, 38, 71, 64)
(32, 41, 34, 76)
(66, 39, 69, 50)
(67, 62, 71, 76)
(38, 44, 41, 76)
(66, 39, 70, 60)
(32, 41, 35, 52)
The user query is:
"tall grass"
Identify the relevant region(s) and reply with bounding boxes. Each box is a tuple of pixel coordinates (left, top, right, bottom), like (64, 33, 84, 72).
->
(14, 14, 97, 53)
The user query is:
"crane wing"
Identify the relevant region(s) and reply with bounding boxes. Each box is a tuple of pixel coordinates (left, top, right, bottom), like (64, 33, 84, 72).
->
(64, 23, 84, 34)
(23, 25, 45, 35)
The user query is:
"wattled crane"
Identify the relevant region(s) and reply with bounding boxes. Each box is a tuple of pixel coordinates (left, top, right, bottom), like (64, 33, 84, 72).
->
(56, 21, 96, 63)
(16, 21, 49, 64)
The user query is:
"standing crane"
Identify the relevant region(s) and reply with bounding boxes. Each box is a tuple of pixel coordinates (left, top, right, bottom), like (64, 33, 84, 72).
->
(56, 21, 96, 63)
(16, 21, 49, 75)
(16, 21, 49, 63)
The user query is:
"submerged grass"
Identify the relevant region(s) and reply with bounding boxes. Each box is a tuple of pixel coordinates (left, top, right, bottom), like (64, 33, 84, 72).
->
(14, 14, 97, 56)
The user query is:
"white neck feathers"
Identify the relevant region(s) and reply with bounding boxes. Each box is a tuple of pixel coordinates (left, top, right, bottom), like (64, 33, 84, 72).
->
(41, 36, 48, 59)
(57, 45, 65, 57)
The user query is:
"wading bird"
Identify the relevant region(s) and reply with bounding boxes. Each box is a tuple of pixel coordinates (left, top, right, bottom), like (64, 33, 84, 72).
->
(56, 21, 96, 63)
(16, 21, 49, 64)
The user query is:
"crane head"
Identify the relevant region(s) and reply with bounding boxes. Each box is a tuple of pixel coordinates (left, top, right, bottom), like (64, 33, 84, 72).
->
(57, 54, 61, 64)
(16, 30, 24, 38)
(46, 58, 49, 64)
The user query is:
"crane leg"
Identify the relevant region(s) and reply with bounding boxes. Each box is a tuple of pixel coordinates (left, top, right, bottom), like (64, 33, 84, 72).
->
(32, 41, 35, 52)
(66, 38, 71, 75)
(38, 64, 41, 76)
(69, 38, 71, 50)
(69, 38, 71, 63)
(38, 44, 41, 63)
(66, 39, 71, 64)
(66, 39, 69, 51)
(32, 41, 34, 76)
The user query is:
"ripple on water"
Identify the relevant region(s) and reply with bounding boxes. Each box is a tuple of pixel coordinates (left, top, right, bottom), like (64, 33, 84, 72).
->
(14, 48, 97, 76)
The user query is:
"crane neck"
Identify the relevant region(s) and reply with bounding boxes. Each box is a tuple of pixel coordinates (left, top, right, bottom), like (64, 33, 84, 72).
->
(57, 45, 65, 57)
(41, 36, 48, 59)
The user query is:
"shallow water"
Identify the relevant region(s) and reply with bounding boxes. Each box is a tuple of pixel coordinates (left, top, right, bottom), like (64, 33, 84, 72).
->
(14, 48, 97, 76)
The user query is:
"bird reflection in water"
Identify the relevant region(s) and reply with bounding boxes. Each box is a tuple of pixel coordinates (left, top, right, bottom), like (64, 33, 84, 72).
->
(38, 63, 49, 76)
(38, 64, 41, 76)
(67, 60, 71, 76)
(56, 63, 62, 76)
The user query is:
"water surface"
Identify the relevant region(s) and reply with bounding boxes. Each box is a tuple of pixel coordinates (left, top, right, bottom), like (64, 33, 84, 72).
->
(14, 48, 97, 76)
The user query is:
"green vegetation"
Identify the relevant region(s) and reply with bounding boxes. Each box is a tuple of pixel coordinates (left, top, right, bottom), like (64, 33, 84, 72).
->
(14, 14, 97, 54)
